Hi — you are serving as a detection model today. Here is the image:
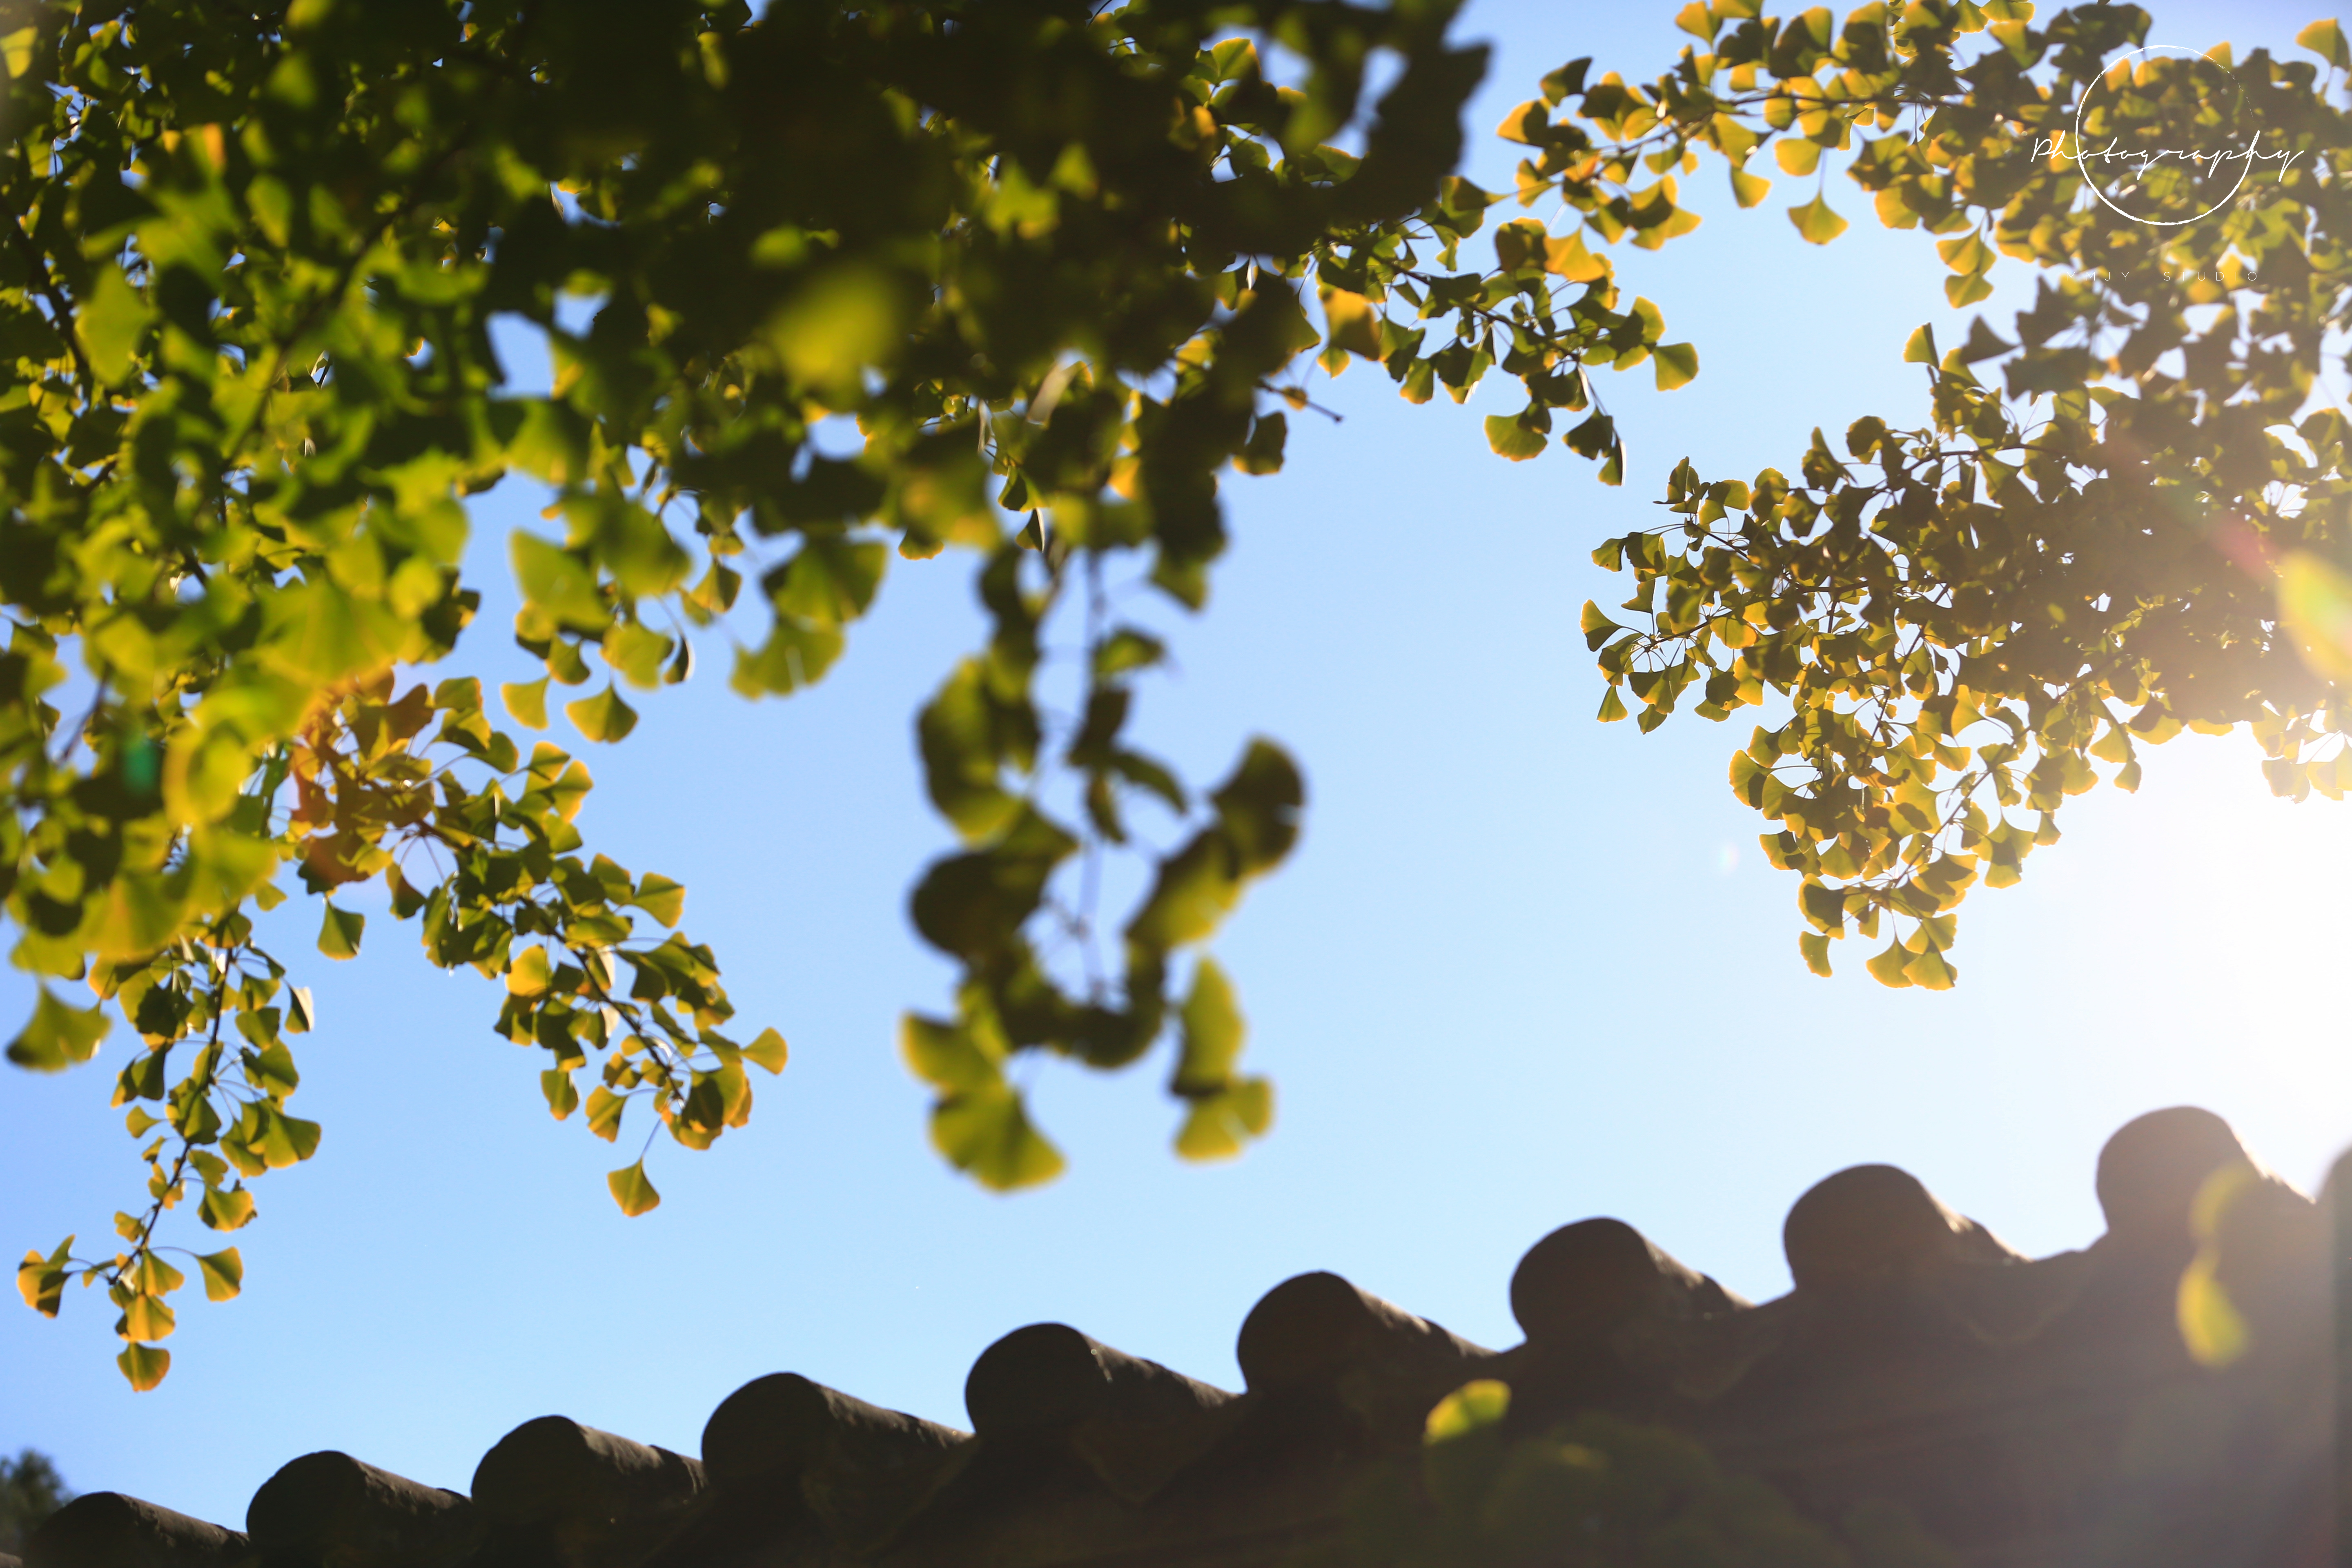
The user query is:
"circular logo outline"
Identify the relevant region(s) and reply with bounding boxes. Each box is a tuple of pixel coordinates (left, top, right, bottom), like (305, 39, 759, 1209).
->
(2071, 46, 2251, 229)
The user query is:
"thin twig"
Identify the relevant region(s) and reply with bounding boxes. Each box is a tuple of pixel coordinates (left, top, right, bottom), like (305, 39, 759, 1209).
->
(0, 176, 93, 391)
(1258, 379, 1343, 422)
(51, 678, 108, 766)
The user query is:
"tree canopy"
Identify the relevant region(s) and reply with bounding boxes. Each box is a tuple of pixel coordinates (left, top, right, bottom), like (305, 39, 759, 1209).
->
(0, 1447, 72, 1554)
(6, 0, 2348, 1390)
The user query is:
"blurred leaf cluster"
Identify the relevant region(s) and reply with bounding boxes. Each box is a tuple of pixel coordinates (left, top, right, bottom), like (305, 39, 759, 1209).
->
(1312, 1380, 1957, 1568)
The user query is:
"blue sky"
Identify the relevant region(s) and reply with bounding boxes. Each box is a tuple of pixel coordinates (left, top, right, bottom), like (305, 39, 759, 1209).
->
(5, 0, 2349, 1530)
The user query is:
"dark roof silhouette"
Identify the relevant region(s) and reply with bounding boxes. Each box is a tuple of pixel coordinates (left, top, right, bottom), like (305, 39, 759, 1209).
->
(18, 1105, 2339, 1568)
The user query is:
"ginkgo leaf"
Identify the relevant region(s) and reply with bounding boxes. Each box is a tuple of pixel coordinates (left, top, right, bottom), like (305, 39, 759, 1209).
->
(1799, 931, 1832, 977)
(602, 622, 673, 689)
(116, 1343, 170, 1392)
(199, 1186, 255, 1233)
(1484, 411, 1549, 461)
(1774, 138, 1820, 176)
(1173, 960, 1243, 1094)
(195, 1249, 243, 1303)
(78, 267, 149, 387)
(501, 678, 551, 730)
(1788, 193, 1849, 245)
(1424, 1379, 1510, 1442)
(1321, 289, 1385, 359)
(512, 533, 608, 631)
(1653, 342, 1698, 391)
(743, 1027, 790, 1074)
(7, 989, 110, 1072)
(17, 1236, 72, 1317)
(586, 1088, 627, 1143)
(1174, 1078, 1273, 1161)
(1864, 938, 1913, 988)
(541, 1068, 580, 1120)
(631, 874, 686, 927)
(317, 904, 365, 961)
(1903, 944, 1957, 990)
(507, 946, 551, 997)
(2297, 18, 2349, 69)
(2178, 1253, 2249, 1366)
(930, 1083, 1065, 1191)
(119, 1292, 175, 1341)
(565, 683, 639, 743)
(608, 1160, 662, 1217)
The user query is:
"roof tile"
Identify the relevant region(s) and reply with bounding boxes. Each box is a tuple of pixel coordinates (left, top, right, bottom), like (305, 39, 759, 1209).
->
(245, 1450, 475, 1568)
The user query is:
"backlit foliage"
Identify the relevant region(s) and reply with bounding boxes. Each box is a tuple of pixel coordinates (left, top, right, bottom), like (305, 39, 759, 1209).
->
(1, 0, 1686, 1387)
(1554, 1, 2352, 988)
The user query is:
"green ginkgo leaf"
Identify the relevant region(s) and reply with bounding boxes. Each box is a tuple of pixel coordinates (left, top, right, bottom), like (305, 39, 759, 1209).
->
(7, 989, 111, 1072)
(2297, 18, 2348, 69)
(585, 1088, 627, 1143)
(1172, 959, 1244, 1094)
(512, 533, 608, 631)
(119, 1292, 175, 1342)
(1423, 1379, 1510, 1443)
(565, 683, 640, 744)
(116, 1343, 170, 1392)
(930, 1082, 1065, 1191)
(1483, 411, 1549, 461)
(1174, 1078, 1273, 1161)
(1653, 342, 1699, 392)
(17, 1236, 73, 1317)
(195, 1249, 243, 1303)
(602, 622, 673, 689)
(2177, 1253, 2249, 1366)
(506, 946, 551, 997)
(1774, 138, 1820, 176)
(1788, 193, 1849, 245)
(317, 903, 365, 961)
(199, 1186, 255, 1233)
(743, 1027, 790, 1074)
(541, 1068, 579, 1120)
(608, 1160, 662, 1217)
(630, 874, 686, 927)
(77, 267, 149, 387)
(501, 677, 551, 730)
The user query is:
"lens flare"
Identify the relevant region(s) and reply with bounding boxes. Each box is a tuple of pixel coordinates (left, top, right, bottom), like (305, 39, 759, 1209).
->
(2276, 550, 2352, 687)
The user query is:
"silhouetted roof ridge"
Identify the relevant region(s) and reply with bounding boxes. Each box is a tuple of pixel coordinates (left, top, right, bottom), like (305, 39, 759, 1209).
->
(28, 1105, 2336, 1568)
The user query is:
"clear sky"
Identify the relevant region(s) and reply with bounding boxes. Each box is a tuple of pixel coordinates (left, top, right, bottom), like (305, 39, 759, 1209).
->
(4, 0, 2348, 1532)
